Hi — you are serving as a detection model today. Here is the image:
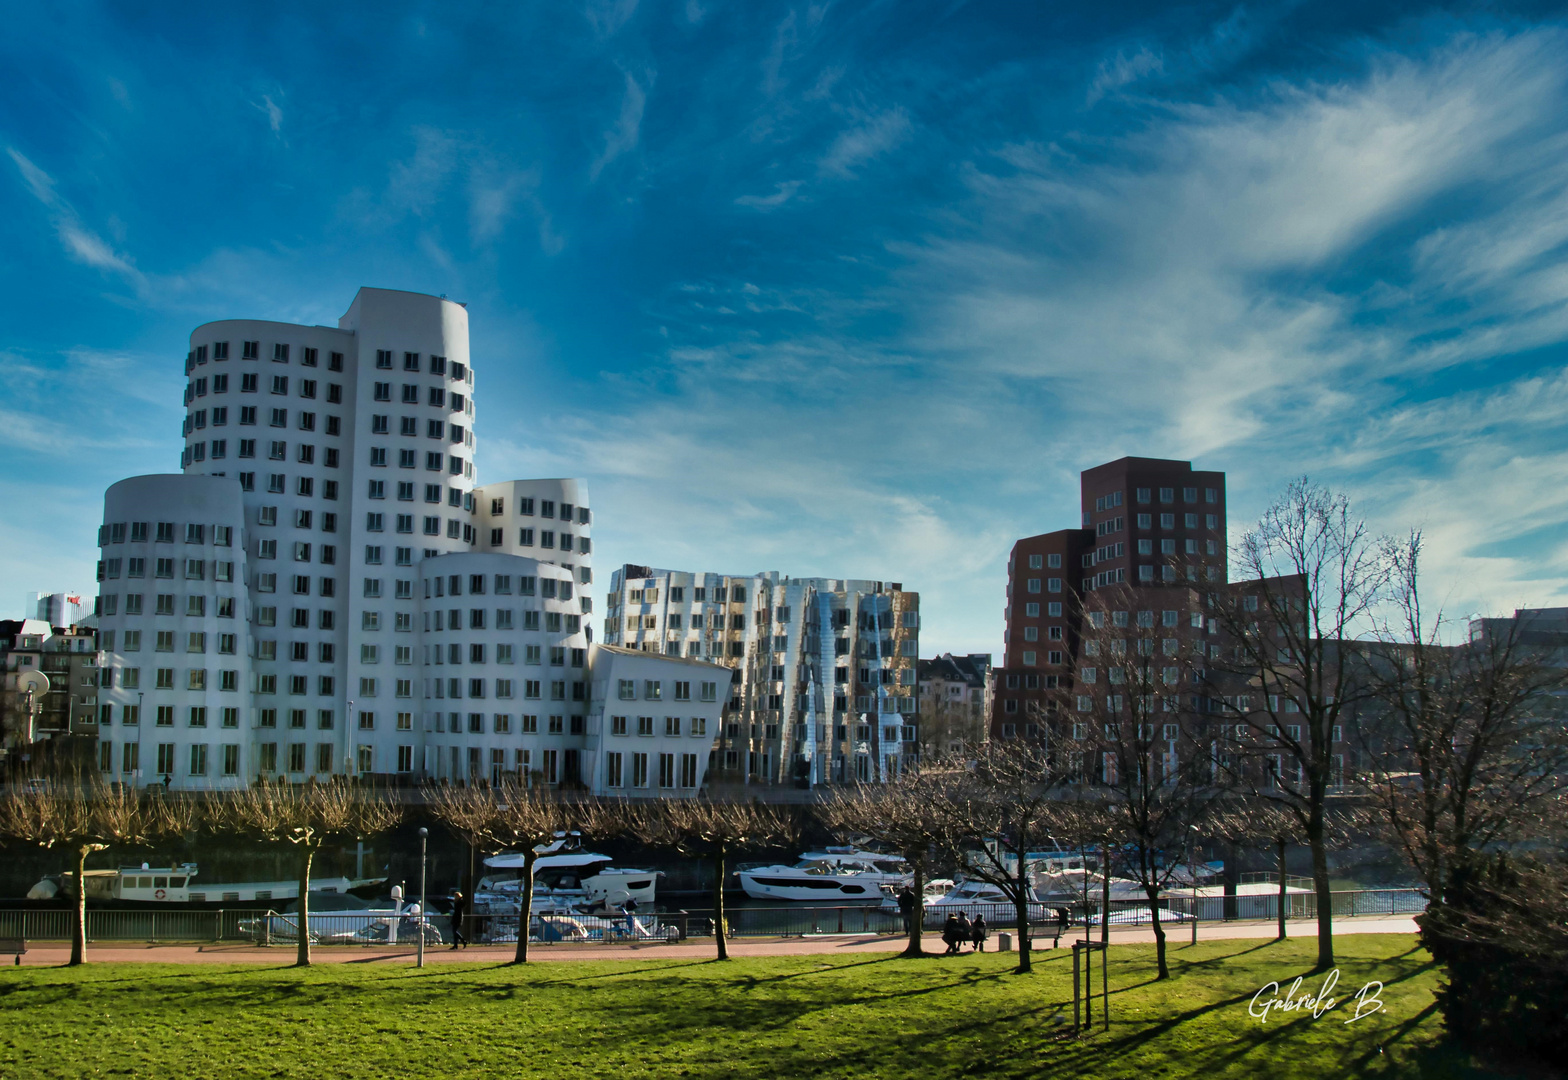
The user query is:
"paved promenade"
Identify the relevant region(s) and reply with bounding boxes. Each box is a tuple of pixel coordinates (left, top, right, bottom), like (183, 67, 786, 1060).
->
(9, 913, 1419, 966)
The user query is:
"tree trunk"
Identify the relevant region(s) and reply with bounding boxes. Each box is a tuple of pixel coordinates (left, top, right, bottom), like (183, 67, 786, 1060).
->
(1100, 845, 1111, 948)
(296, 845, 315, 968)
(1014, 865, 1032, 974)
(1307, 812, 1333, 971)
(1276, 837, 1288, 941)
(713, 844, 729, 961)
(70, 845, 89, 966)
(1146, 883, 1167, 978)
(513, 850, 537, 964)
(901, 858, 925, 958)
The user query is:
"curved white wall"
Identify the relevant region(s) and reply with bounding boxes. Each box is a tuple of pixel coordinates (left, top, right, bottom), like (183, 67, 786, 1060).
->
(97, 474, 251, 788)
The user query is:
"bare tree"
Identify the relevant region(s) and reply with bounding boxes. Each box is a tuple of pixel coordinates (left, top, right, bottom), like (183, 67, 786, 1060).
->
(1362, 534, 1568, 903)
(425, 781, 604, 963)
(0, 773, 192, 965)
(820, 768, 961, 957)
(217, 778, 401, 967)
(630, 799, 796, 960)
(1206, 478, 1391, 970)
(937, 743, 1073, 973)
(1060, 591, 1225, 978)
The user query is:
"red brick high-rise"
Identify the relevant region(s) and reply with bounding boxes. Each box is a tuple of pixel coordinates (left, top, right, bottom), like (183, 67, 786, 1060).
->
(992, 457, 1227, 735)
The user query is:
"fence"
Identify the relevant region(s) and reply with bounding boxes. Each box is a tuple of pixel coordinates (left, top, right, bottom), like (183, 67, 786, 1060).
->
(0, 889, 1426, 946)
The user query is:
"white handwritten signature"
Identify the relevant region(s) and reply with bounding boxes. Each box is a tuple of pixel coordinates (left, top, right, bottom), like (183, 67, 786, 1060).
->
(1248, 969, 1385, 1025)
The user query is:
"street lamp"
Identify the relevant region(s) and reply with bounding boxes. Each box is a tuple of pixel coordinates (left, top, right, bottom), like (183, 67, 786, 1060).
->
(417, 827, 429, 969)
(1189, 825, 1200, 946)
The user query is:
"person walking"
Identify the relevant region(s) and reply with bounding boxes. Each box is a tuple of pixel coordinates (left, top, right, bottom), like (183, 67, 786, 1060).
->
(970, 914, 988, 953)
(1055, 906, 1070, 947)
(450, 889, 469, 950)
(896, 887, 917, 936)
(942, 913, 962, 955)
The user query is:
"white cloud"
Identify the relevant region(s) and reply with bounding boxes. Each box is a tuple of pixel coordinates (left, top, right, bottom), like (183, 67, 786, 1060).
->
(818, 107, 912, 177)
(1087, 46, 1164, 105)
(6, 148, 146, 289)
(254, 93, 283, 133)
(584, 0, 639, 36)
(590, 72, 647, 180)
(734, 180, 801, 209)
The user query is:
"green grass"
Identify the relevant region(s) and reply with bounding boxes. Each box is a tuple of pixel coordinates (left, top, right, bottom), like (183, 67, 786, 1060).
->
(0, 936, 1533, 1079)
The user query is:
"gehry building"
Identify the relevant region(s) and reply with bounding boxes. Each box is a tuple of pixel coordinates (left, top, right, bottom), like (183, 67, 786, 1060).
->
(602, 565, 920, 787)
(93, 287, 726, 793)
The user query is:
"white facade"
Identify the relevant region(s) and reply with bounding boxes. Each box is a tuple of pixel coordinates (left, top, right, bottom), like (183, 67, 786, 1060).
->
(602, 566, 920, 787)
(93, 287, 713, 795)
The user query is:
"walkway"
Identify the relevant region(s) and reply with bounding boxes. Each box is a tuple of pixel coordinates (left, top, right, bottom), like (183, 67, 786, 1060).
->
(10, 913, 1418, 965)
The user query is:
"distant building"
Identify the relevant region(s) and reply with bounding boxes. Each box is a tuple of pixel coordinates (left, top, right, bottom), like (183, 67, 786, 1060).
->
(1, 620, 99, 762)
(27, 592, 92, 627)
(916, 653, 991, 760)
(603, 566, 920, 787)
(994, 457, 1227, 737)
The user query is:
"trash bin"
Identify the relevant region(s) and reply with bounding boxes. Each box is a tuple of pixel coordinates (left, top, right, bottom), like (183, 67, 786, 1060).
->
(998, 932, 1013, 952)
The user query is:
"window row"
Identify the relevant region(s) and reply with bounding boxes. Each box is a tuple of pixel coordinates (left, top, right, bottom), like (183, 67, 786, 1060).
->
(367, 415, 471, 441)
(101, 739, 247, 779)
(490, 528, 591, 554)
(369, 382, 470, 408)
(422, 677, 587, 702)
(184, 374, 343, 406)
(421, 609, 583, 634)
(100, 523, 235, 547)
(425, 642, 579, 665)
(366, 480, 471, 507)
(607, 715, 712, 737)
(486, 497, 589, 524)
(98, 559, 236, 583)
(232, 472, 340, 500)
(430, 712, 584, 735)
(604, 751, 700, 789)
(187, 342, 342, 370)
(361, 514, 471, 541)
(614, 679, 720, 702)
(371, 351, 467, 383)
(366, 446, 469, 477)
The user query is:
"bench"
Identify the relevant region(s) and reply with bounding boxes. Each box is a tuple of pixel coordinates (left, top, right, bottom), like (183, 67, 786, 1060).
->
(0, 939, 26, 964)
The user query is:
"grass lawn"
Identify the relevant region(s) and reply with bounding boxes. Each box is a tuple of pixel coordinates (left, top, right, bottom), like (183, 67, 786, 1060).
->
(0, 935, 1534, 1079)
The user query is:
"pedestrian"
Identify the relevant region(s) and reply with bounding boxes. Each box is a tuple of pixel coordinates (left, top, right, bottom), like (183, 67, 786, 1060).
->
(1055, 906, 1070, 947)
(450, 889, 469, 950)
(942, 913, 962, 955)
(896, 887, 917, 936)
(971, 914, 988, 953)
(622, 896, 639, 937)
(955, 910, 972, 951)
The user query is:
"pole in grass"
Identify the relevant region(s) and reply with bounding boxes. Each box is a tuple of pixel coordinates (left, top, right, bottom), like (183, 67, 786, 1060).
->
(417, 827, 428, 969)
(1189, 825, 1200, 947)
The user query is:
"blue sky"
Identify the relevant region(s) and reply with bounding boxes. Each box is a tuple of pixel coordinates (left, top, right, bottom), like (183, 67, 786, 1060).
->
(4, 1, 1568, 655)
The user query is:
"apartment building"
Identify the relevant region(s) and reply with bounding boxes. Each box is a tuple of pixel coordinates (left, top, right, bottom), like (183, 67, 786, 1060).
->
(1, 619, 99, 761)
(916, 653, 991, 760)
(602, 566, 919, 786)
(994, 458, 1227, 735)
(93, 287, 725, 793)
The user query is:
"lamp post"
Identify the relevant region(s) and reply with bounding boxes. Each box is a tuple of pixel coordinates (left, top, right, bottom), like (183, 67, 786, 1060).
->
(1189, 825, 1200, 946)
(417, 827, 429, 969)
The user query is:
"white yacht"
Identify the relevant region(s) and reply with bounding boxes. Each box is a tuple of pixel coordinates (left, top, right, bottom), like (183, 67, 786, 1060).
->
(31, 863, 382, 905)
(476, 843, 661, 911)
(736, 849, 910, 902)
(925, 879, 1044, 916)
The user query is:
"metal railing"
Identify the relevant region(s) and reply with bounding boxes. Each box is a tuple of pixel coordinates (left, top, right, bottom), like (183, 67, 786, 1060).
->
(0, 889, 1427, 946)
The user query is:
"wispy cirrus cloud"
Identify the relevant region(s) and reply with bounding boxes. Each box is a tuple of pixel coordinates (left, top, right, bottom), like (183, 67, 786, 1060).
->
(7, 148, 146, 289)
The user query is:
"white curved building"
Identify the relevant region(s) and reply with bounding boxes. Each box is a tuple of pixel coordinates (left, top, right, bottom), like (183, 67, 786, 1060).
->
(94, 287, 719, 793)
